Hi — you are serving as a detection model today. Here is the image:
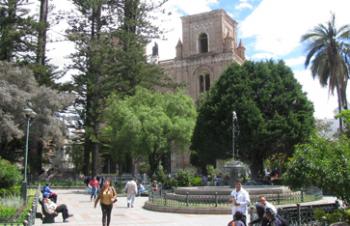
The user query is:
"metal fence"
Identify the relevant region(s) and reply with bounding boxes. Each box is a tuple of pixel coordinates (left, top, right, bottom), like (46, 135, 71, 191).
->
(149, 189, 336, 225)
(149, 189, 322, 208)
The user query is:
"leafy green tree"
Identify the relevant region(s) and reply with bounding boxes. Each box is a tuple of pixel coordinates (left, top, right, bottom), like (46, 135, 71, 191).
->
(191, 61, 315, 178)
(284, 135, 350, 205)
(301, 14, 350, 131)
(0, 61, 73, 174)
(102, 87, 197, 176)
(67, 0, 168, 175)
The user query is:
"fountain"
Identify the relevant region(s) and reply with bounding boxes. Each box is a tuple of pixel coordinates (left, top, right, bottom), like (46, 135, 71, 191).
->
(144, 111, 325, 215)
(223, 111, 250, 185)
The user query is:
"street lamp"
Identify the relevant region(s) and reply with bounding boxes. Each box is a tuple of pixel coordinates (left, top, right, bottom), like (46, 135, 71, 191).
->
(21, 107, 37, 202)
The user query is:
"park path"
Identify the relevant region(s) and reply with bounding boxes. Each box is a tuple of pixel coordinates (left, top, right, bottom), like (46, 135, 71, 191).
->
(34, 189, 231, 226)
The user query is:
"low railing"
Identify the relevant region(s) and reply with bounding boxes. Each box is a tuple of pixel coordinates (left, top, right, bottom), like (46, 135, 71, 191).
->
(23, 187, 40, 226)
(278, 203, 338, 225)
(147, 189, 335, 224)
(149, 189, 321, 208)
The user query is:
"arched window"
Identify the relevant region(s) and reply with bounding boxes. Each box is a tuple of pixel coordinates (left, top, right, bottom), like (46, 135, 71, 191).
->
(198, 33, 208, 53)
(205, 74, 210, 91)
(199, 75, 204, 93)
(199, 74, 210, 93)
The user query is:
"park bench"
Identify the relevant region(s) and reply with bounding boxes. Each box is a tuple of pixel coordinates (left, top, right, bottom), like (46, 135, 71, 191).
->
(38, 199, 57, 223)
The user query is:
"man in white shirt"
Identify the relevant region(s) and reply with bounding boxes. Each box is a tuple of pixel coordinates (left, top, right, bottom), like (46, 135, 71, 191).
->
(124, 178, 138, 208)
(229, 179, 250, 225)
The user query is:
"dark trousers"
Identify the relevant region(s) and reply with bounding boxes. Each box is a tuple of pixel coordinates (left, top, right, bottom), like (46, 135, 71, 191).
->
(56, 204, 69, 220)
(101, 203, 113, 226)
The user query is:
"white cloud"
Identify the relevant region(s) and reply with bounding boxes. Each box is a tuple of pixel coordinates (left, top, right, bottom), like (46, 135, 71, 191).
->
(235, 2, 253, 10)
(251, 52, 275, 59)
(294, 70, 339, 119)
(240, 0, 350, 57)
(284, 56, 305, 68)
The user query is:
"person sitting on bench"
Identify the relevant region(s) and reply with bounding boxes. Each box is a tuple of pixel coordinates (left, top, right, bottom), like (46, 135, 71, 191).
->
(42, 196, 73, 223)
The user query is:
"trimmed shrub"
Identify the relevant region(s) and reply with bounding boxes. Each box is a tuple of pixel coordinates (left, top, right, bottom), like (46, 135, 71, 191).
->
(0, 157, 21, 189)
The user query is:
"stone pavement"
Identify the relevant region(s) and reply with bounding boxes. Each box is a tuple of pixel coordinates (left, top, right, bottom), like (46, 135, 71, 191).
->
(34, 189, 231, 226)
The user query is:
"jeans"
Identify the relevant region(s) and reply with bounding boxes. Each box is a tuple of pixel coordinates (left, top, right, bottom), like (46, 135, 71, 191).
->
(101, 203, 112, 226)
(91, 187, 97, 199)
(127, 194, 136, 207)
(56, 204, 69, 220)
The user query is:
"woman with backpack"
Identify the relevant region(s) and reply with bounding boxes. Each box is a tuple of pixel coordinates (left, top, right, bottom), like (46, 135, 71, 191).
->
(94, 178, 117, 226)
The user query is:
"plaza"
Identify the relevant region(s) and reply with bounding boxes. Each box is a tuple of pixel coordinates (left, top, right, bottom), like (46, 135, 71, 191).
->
(34, 189, 231, 226)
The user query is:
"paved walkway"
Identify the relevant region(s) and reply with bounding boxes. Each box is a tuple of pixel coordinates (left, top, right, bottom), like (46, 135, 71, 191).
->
(35, 189, 231, 226)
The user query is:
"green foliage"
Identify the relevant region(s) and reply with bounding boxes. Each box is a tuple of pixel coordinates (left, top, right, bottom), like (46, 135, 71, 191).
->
(0, 205, 16, 221)
(0, 0, 38, 62)
(0, 157, 21, 189)
(191, 60, 315, 178)
(314, 208, 350, 224)
(155, 163, 166, 184)
(0, 185, 20, 197)
(175, 168, 195, 187)
(67, 0, 170, 175)
(102, 87, 197, 176)
(284, 135, 350, 204)
(191, 176, 202, 186)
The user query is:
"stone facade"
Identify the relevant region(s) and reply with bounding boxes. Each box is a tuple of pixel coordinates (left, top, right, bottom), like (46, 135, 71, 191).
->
(158, 9, 245, 101)
(156, 9, 246, 173)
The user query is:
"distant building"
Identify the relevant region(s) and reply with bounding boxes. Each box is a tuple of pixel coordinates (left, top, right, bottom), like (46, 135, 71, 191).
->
(157, 9, 245, 101)
(155, 9, 246, 172)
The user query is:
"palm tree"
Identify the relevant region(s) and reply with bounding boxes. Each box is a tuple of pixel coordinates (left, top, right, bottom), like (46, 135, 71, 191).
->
(301, 14, 350, 132)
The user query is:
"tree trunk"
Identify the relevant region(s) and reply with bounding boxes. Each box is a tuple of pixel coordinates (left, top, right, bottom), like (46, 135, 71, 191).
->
(83, 135, 91, 176)
(250, 151, 264, 180)
(336, 84, 344, 133)
(36, 0, 48, 65)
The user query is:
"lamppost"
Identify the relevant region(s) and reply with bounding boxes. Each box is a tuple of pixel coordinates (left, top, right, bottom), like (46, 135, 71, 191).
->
(21, 107, 37, 202)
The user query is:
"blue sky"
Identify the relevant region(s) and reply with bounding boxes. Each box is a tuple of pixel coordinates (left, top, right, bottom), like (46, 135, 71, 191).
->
(148, 0, 350, 119)
(41, 0, 350, 119)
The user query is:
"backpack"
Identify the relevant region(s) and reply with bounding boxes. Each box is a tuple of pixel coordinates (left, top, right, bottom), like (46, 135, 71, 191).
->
(276, 215, 288, 226)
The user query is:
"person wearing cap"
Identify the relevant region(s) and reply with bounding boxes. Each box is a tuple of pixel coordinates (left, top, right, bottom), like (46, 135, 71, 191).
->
(42, 183, 58, 203)
(229, 179, 250, 225)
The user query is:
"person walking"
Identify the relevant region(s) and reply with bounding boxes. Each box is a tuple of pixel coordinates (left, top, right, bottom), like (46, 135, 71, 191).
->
(94, 179, 117, 226)
(89, 176, 100, 201)
(229, 179, 250, 225)
(124, 178, 138, 208)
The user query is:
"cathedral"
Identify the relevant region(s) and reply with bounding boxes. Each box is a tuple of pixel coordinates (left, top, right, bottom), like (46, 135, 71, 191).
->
(154, 9, 246, 172)
(155, 9, 245, 101)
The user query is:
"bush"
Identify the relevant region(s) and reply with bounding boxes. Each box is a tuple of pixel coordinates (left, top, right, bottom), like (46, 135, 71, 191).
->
(0, 157, 21, 189)
(314, 208, 350, 224)
(0, 205, 17, 221)
(191, 176, 202, 186)
(0, 185, 20, 197)
(175, 169, 195, 186)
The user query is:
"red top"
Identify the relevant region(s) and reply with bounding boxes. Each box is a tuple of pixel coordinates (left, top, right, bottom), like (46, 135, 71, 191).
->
(89, 179, 99, 188)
